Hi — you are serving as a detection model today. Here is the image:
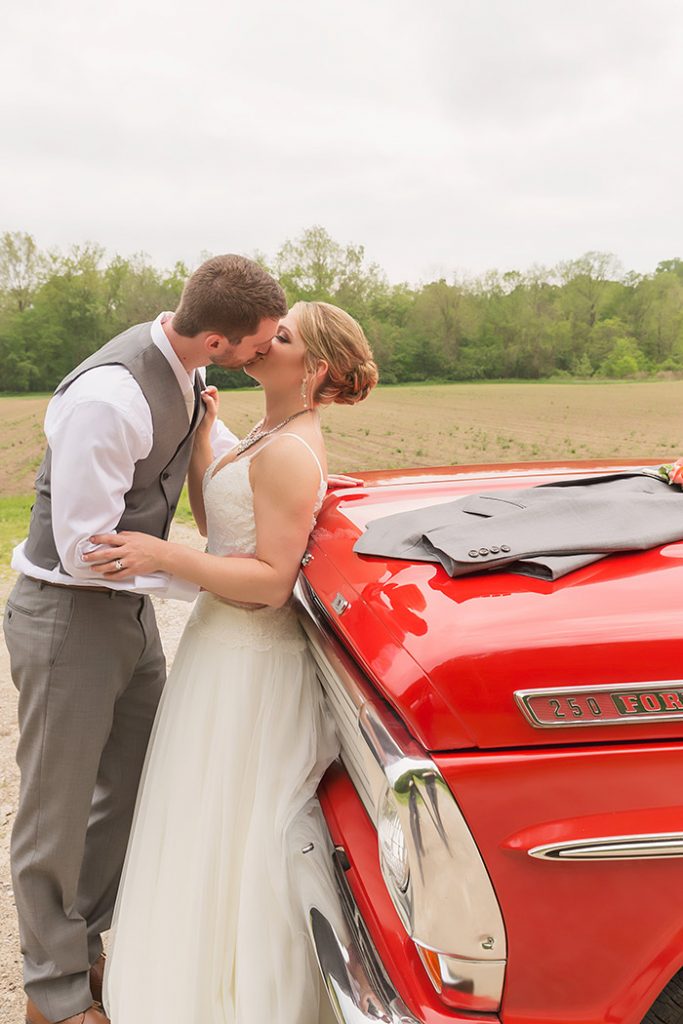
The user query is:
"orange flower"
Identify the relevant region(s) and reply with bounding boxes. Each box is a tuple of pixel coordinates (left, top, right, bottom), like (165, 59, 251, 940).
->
(669, 458, 683, 486)
(659, 458, 683, 486)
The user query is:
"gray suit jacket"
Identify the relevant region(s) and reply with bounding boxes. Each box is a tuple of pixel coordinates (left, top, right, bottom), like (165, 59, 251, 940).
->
(353, 471, 683, 579)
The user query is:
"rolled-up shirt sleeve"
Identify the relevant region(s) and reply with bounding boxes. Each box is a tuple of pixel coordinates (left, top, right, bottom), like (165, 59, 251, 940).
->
(49, 397, 151, 579)
(47, 391, 199, 600)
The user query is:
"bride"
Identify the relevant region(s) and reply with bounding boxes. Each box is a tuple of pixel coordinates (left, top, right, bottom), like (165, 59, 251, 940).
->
(82, 300, 377, 1024)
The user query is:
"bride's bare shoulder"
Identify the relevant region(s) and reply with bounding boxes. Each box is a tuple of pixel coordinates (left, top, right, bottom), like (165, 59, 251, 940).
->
(250, 430, 327, 488)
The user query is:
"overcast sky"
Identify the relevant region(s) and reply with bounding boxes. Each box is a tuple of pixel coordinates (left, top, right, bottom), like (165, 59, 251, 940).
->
(2, 0, 682, 284)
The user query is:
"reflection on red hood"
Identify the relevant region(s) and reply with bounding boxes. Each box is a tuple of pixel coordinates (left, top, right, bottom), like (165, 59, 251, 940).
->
(302, 461, 683, 751)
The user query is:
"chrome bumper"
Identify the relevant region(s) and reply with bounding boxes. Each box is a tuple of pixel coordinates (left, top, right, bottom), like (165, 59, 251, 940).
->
(294, 801, 419, 1024)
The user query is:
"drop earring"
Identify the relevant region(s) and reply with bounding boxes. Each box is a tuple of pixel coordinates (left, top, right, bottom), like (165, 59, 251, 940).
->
(301, 375, 309, 409)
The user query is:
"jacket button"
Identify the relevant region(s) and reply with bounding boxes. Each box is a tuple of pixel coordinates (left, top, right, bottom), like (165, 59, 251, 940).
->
(162, 471, 171, 480)
(468, 549, 479, 558)
(479, 547, 489, 556)
(501, 544, 511, 553)
(490, 545, 500, 554)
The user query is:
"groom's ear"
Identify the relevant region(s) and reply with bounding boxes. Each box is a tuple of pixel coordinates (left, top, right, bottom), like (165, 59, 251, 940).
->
(204, 332, 232, 354)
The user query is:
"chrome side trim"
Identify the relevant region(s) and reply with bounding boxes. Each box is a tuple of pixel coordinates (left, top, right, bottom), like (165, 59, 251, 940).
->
(293, 802, 420, 1024)
(530, 832, 683, 861)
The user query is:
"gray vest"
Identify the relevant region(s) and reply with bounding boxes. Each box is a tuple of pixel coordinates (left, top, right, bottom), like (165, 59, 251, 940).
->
(24, 321, 205, 573)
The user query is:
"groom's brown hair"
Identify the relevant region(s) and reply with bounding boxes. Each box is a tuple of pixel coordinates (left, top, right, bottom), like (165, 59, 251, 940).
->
(173, 254, 287, 343)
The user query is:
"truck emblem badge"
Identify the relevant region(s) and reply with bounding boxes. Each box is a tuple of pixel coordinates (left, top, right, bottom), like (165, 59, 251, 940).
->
(331, 593, 350, 615)
(515, 682, 683, 728)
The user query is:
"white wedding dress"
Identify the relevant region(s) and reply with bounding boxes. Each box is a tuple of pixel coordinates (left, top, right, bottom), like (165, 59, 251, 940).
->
(104, 435, 339, 1024)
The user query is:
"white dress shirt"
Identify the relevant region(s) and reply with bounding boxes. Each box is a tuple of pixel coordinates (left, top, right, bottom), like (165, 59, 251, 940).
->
(12, 313, 238, 601)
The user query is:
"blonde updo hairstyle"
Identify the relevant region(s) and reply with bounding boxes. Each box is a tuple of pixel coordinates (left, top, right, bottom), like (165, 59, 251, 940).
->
(292, 301, 378, 406)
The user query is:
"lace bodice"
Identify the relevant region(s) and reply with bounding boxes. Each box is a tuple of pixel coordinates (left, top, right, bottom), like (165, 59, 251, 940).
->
(203, 457, 260, 557)
(190, 436, 327, 652)
(202, 434, 326, 558)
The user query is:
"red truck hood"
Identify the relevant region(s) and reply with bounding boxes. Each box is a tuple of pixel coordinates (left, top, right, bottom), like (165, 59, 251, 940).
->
(302, 461, 683, 752)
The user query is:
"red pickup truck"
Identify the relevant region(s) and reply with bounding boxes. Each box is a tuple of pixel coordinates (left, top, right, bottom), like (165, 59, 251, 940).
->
(293, 460, 683, 1024)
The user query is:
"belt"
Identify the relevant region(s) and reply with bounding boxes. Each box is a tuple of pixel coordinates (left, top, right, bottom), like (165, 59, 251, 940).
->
(31, 578, 136, 597)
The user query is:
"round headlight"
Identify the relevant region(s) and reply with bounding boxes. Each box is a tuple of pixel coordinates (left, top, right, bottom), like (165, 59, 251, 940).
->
(378, 790, 410, 895)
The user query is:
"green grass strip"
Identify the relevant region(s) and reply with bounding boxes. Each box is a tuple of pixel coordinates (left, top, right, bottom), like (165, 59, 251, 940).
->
(0, 495, 33, 575)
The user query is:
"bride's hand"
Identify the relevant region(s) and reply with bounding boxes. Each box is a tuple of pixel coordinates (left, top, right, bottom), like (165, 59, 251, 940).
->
(194, 386, 220, 445)
(83, 532, 169, 577)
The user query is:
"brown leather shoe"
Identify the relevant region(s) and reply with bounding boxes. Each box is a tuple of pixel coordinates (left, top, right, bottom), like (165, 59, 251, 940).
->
(89, 953, 106, 1006)
(26, 999, 110, 1024)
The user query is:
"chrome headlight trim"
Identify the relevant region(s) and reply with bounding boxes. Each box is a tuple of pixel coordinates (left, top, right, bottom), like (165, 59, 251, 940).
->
(359, 701, 506, 965)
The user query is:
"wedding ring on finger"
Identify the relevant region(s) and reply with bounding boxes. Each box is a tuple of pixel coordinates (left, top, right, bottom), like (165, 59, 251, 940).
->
(114, 558, 125, 572)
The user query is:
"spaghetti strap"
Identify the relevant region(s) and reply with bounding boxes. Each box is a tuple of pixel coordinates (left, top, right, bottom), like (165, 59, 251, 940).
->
(249, 432, 326, 487)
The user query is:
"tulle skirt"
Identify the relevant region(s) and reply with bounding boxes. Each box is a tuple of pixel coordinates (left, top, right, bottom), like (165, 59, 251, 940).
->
(104, 593, 339, 1024)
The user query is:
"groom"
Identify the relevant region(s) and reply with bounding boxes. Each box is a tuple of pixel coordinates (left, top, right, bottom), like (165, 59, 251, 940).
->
(4, 255, 287, 1024)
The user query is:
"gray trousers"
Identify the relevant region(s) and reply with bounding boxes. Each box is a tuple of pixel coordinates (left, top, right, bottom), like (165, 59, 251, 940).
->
(3, 575, 166, 1022)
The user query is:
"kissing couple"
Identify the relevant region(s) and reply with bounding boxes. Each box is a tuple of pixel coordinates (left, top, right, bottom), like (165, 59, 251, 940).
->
(5, 254, 378, 1024)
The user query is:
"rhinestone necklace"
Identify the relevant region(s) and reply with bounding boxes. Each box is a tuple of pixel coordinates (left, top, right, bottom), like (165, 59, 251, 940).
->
(232, 408, 311, 457)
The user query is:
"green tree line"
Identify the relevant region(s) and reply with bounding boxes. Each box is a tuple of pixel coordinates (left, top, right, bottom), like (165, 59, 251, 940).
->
(1, 227, 682, 393)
